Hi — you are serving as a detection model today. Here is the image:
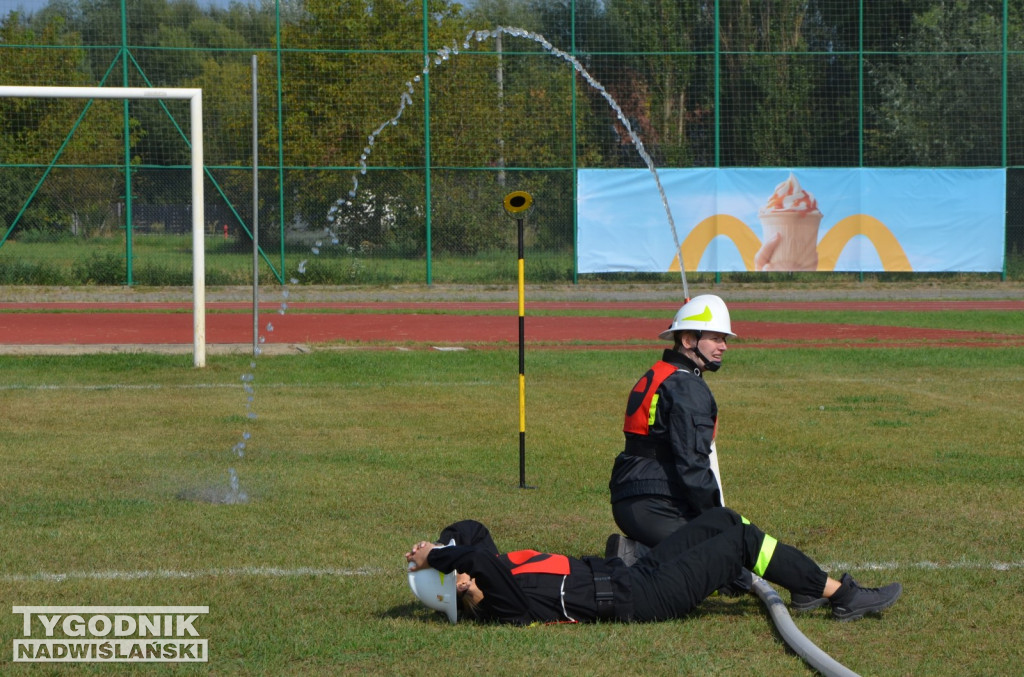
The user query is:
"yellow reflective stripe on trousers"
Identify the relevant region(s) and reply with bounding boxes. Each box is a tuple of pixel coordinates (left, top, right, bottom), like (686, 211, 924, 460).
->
(740, 516, 777, 575)
(753, 535, 778, 577)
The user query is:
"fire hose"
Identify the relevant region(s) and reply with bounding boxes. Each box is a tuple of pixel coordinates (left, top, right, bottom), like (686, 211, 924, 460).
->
(751, 575, 861, 677)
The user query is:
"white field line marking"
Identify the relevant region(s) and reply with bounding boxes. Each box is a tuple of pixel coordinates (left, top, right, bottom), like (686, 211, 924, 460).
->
(824, 560, 1024, 572)
(0, 383, 236, 391)
(0, 381, 499, 392)
(3, 560, 1021, 585)
(1, 566, 385, 583)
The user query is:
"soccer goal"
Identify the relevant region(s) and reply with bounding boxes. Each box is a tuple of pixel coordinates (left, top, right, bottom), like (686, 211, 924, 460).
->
(0, 85, 208, 367)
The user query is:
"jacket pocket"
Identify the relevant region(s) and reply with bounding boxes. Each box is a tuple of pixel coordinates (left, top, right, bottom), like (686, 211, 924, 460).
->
(691, 414, 716, 456)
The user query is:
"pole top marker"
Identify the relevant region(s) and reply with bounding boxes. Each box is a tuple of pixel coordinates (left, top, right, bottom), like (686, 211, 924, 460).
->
(503, 190, 533, 216)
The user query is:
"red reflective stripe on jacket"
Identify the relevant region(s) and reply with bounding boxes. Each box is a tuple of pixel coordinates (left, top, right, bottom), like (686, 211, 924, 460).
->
(504, 550, 571, 576)
(623, 360, 679, 435)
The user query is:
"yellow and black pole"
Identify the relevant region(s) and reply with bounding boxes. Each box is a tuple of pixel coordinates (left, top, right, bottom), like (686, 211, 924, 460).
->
(503, 190, 534, 489)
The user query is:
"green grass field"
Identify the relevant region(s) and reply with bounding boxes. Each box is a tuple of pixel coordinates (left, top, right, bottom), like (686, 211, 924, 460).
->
(2, 234, 1021, 285)
(1, 308, 1023, 675)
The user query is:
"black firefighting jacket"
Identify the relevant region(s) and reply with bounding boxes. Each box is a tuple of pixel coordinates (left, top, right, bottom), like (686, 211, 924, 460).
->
(608, 349, 722, 518)
(426, 520, 632, 625)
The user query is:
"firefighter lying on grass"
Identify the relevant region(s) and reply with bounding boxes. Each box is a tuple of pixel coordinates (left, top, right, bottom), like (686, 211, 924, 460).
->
(406, 508, 901, 625)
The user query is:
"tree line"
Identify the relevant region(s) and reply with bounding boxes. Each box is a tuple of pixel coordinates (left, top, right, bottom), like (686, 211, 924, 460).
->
(1, 0, 1021, 257)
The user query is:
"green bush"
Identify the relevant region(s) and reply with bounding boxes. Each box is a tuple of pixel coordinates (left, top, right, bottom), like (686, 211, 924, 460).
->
(71, 252, 125, 285)
(0, 259, 71, 284)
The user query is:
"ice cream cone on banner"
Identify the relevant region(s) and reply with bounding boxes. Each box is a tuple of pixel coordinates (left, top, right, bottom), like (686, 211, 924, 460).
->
(757, 173, 822, 272)
(758, 211, 823, 270)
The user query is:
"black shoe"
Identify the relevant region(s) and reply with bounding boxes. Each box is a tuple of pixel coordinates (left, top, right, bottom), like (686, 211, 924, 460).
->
(716, 568, 753, 598)
(830, 573, 903, 621)
(790, 592, 829, 612)
(605, 533, 642, 567)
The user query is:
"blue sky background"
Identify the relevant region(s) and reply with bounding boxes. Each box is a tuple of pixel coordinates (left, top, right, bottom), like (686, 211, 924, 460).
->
(578, 168, 1006, 273)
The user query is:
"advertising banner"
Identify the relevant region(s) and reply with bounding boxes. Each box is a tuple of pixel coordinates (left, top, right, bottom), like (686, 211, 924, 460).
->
(577, 168, 1006, 273)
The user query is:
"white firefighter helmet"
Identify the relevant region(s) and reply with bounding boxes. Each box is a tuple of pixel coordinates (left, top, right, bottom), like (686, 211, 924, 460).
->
(408, 565, 458, 623)
(658, 294, 735, 340)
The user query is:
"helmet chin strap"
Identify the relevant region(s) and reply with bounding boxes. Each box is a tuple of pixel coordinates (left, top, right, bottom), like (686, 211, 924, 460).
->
(692, 331, 722, 372)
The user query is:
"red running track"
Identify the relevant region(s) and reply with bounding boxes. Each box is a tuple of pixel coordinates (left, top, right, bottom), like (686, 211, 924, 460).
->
(1, 300, 1022, 348)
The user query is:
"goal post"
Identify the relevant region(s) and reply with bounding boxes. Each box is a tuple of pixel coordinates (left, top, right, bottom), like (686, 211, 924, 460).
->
(0, 85, 207, 367)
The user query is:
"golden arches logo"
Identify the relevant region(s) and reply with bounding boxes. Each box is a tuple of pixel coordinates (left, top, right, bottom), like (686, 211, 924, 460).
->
(817, 214, 912, 272)
(668, 215, 761, 273)
(668, 213, 912, 272)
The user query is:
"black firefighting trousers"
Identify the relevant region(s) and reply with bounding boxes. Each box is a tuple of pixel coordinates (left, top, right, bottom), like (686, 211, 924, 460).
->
(626, 507, 829, 622)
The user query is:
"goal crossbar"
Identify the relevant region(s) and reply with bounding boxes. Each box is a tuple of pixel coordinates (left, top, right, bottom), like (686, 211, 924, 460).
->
(0, 85, 207, 367)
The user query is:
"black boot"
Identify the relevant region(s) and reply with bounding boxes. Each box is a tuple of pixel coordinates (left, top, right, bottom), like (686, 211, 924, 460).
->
(829, 573, 902, 621)
(604, 533, 650, 567)
(790, 592, 829, 612)
(716, 567, 752, 598)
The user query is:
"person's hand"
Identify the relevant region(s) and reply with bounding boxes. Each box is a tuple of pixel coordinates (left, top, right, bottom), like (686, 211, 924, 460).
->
(754, 232, 782, 271)
(405, 541, 436, 571)
(755, 232, 818, 271)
